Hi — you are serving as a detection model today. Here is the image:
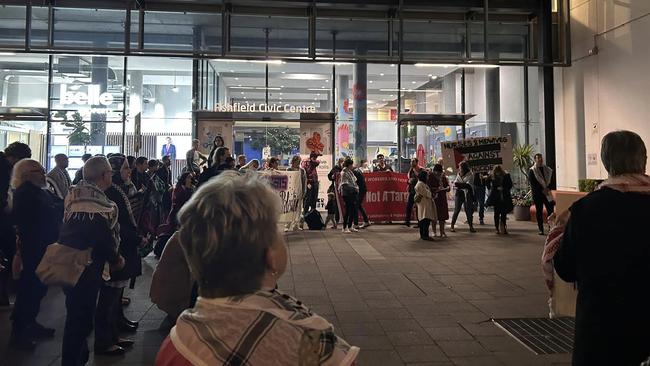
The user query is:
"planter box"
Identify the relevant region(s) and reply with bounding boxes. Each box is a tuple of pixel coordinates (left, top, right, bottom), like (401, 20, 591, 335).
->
(513, 205, 531, 221)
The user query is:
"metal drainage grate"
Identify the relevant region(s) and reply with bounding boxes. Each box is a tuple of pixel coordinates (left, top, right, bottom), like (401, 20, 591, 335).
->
(492, 317, 575, 355)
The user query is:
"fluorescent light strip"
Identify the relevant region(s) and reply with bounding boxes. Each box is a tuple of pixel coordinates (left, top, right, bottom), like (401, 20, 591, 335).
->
(379, 88, 442, 93)
(212, 59, 284, 65)
(415, 63, 498, 68)
(317, 61, 353, 66)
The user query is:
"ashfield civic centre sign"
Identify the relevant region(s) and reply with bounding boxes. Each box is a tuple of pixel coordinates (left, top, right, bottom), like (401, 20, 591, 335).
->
(214, 102, 316, 113)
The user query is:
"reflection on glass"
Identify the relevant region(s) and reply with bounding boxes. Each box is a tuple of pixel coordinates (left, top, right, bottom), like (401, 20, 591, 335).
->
(0, 5, 26, 46)
(52, 7, 126, 49)
(233, 121, 300, 166)
(230, 15, 308, 55)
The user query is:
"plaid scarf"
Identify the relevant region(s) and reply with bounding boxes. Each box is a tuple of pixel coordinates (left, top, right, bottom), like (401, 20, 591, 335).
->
(171, 289, 359, 366)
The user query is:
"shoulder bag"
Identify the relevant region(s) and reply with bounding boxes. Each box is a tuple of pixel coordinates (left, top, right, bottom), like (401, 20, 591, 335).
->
(36, 243, 93, 288)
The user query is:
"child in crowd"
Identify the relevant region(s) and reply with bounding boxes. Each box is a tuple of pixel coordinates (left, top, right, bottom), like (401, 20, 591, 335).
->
(324, 192, 338, 229)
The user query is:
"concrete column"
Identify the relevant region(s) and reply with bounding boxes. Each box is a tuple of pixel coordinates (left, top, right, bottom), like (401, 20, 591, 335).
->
(415, 91, 427, 161)
(442, 73, 459, 140)
(129, 71, 143, 118)
(90, 56, 108, 146)
(353, 63, 367, 162)
(485, 68, 501, 136)
(336, 74, 351, 157)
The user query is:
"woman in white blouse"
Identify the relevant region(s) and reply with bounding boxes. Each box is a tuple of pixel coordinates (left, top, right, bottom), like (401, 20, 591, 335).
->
(414, 170, 437, 241)
(450, 161, 477, 233)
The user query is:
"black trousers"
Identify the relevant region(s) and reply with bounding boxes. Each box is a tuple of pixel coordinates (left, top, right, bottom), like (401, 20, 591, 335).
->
(94, 285, 122, 350)
(419, 219, 431, 239)
(11, 262, 47, 336)
(494, 210, 508, 230)
(355, 191, 369, 225)
(343, 194, 358, 229)
(451, 193, 475, 226)
(534, 195, 555, 231)
(303, 182, 319, 214)
(405, 192, 416, 224)
(475, 187, 486, 221)
(62, 275, 101, 366)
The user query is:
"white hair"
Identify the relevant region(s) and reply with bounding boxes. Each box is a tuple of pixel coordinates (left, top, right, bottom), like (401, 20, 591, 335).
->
(83, 156, 111, 183)
(11, 159, 43, 189)
(177, 170, 281, 297)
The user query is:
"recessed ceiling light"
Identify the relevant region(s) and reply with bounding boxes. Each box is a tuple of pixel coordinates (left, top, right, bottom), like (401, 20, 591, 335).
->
(281, 71, 286, 74)
(230, 70, 234, 73)
(427, 74, 432, 77)
(280, 85, 284, 88)
(235, 77, 239, 80)
(279, 93, 283, 95)
(412, 81, 416, 84)
(390, 94, 394, 97)
(369, 80, 373, 84)
(240, 92, 244, 94)
(431, 76, 438, 79)
(390, 64, 395, 67)
(380, 73, 385, 76)
(317, 94, 320, 96)
(325, 79, 329, 82)
(238, 84, 242, 87)
(243, 97, 247, 99)
(314, 98, 317, 100)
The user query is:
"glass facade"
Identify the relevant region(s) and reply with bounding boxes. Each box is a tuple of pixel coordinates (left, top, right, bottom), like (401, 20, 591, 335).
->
(0, 1, 566, 183)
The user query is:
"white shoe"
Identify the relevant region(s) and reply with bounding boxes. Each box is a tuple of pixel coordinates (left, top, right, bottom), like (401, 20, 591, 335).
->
(283, 227, 290, 232)
(343, 228, 351, 233)
(350, 228, 359, 232)
(358, 223, 365, 229)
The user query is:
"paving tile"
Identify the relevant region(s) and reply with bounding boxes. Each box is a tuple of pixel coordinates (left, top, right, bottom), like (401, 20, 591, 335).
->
(424, 325, 474, 341)
(395, 345, 450, 363)
(437, 340, 491, 358)
(344, 335, 394, 350)
(339, 322, 386, 336)
(450, 355, 505, 366)
(386, 329, 435, 346)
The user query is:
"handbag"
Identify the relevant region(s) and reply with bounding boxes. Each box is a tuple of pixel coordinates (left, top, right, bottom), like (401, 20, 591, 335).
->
(414, 193, 423, 203)
(36, 243, 93, 287)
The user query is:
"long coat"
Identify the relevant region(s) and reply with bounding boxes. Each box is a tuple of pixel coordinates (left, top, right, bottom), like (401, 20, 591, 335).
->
(554, 187, 650, 366)
(414, 181, 436, 221)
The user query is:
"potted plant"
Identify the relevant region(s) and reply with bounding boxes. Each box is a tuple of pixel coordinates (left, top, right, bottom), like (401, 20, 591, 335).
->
(55, 111, 92, 149)
(578, 179, 604, 193)
(512, 190, 533, 221)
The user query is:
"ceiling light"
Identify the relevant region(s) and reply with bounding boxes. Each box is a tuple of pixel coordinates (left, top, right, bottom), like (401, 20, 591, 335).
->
(390, 64, 395, 67)
(431, 76, 438, 79)
(249, 60, 284, 64)
(171, 87, 179, 93)
(281, 71, 286, 74)
(411, 81, 416, 84)
(280, 85, 285, 88)
(415, 63, 497, 68)
(230, 70, 234, 73)
(427, 74, 432, 77)
(279, 93, 283, 95)
(325, 79, 329, 82)
(0, 52, 16, 56)
(238, 84, 242, 87)
(317, 61, 352, 66)
(369, 80, 373, 84)
(380, 73, 385, 76)
(241, 92, 244, 94)
(390, 94, 394, 97)
(282, 74, 329, 80)
(314, 98, 317, 100)
(235, 77, 239, 80)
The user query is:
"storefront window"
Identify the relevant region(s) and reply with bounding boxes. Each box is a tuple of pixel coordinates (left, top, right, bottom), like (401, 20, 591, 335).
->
(52, 7, 126, 50)
(267, 62, 333, 113)
(316, 18, 390, 58)
(399, 20, 467, 60)
(211, 59, 267, 106)
(125, 57, 193, 178)
(230, 15, 308, 56)
(48, 55, 125, 171)
(0, 54, 49, 159)
(0, 5, 25, 47)
(144, 11, 221, 53)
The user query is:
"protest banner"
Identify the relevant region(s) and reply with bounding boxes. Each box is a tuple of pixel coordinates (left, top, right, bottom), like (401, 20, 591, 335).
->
(260, 170, 304, 223)
(441, 135, 513, 173)
(362, 171, 414, 223)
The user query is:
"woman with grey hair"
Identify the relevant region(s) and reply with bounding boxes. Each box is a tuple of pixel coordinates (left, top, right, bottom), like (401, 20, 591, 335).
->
(553, 130, 650, 366)
(155, 171, 359, 366)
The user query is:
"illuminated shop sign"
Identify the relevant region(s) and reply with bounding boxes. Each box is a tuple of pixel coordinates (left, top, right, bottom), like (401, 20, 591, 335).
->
(214, 102, 316, 113)
(60, 84, 114, 106)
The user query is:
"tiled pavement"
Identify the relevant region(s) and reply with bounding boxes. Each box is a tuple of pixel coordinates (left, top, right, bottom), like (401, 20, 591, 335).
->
(0, 217, 572, 365)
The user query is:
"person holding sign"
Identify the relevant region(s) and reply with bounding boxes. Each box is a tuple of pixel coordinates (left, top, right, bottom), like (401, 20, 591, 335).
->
(450, 161, 476, 233)
(528, 153, 555, 235)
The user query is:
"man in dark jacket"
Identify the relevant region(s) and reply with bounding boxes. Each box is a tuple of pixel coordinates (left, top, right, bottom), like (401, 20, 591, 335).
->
(72, 153, 92, 185)
(528, 153, 555, 234)
(10, 159, 63, 348)
(554, 131, 650, 366)
(353, 165, 370, 228)
(59, 156, 125, 364)
(131, 156, 149, 191)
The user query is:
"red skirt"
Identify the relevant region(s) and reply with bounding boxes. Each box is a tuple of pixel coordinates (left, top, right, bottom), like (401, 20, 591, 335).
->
(434, 193, 450, 221)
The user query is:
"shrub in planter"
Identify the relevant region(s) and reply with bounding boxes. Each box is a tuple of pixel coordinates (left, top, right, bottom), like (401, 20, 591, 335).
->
(512, 191, 533, 221)
(578, 179, 604, 193)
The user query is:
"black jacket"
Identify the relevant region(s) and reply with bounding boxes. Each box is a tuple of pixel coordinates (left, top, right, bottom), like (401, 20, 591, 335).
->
(131, 169, 148, 191)
(352, 169, 367, 195)
(105, 185, 142, 281)
(12, 182, 63, 268)
(528, 167, 551, 199)
(485, 174, 513, 212)
(554, 188, 650, 366)
(72, 168, 84, 185)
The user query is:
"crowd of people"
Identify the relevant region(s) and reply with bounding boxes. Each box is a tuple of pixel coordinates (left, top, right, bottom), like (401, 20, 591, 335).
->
(1, 129, 649, 366)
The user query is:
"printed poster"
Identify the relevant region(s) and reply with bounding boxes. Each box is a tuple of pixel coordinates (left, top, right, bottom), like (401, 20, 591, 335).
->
(441, 135, 513, 173)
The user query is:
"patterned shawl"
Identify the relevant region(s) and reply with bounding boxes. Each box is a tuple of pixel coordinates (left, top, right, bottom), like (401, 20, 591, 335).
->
(64, 181, 120, 281)
(541, 174, 650, 295)
(531, 165, 554, 201)
(47, 166, 72, 199)
(171, 289, 359, 366)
